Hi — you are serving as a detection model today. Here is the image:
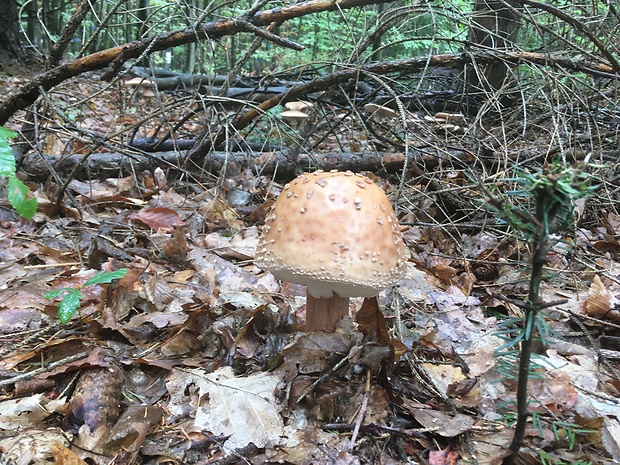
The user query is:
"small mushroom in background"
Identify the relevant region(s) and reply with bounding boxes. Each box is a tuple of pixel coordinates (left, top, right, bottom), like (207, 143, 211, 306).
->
(124, 77, 156, 101)
(423, 112, 467, 134)
(255, 170, 407, 332)
(364, 103, 399, 123)
(124, 77, 154, 88)
(423, 115, 446, 124)
(436, 123, 465, 135)
(434, 112, 465, 123)
(285, 100, 313, 112)
(280, 110, 308, 129)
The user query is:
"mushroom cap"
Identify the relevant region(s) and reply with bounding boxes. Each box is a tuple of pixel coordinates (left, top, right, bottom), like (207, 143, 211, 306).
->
(124, 77, 153, 87)
(255, 170, 407, 298)
(280, 110, 308, 121)
(364, 103, 398, 119)
(285, 100, 313, 112)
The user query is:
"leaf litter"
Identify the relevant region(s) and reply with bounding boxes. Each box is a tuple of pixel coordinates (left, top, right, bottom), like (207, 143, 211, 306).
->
(0, 100, 619, 464)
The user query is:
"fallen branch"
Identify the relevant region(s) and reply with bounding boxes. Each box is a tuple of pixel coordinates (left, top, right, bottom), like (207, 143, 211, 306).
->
(0, 0, 395, 124)
(190, 50, 619, 157)
(19, 146, 472, 182)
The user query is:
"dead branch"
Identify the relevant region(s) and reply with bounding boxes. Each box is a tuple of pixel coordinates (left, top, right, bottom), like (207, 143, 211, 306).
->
(0, 0, 396, 125)
(19, 146, 472, 182)
(510, 0, 620, 72)
(46, 0, 97, 68)
(189, 50, 618, 158)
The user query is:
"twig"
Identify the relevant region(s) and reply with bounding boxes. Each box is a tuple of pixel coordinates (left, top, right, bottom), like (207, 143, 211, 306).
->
(295, 353, 350, 404)
(323, 422, 437, 438)
(0, 322, 64, 358)
(237, 20, 303, 51)
(347, 369, 371, 451)
(0, 352, 88, 388)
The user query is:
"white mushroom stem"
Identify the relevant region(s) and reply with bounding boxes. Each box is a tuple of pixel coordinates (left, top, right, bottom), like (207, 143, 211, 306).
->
(305, 293, 350, 332)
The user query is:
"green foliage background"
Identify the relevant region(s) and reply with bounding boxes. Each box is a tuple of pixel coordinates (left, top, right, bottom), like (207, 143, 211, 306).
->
(18, 0, 613, 75)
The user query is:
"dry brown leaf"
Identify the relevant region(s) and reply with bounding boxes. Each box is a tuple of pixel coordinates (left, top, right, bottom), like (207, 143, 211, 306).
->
(356, 297, 391, 347)
(0, 394, 67, 428)
(161, 227, 189, 264)
(528, 370, 578, 415)
(281, 318, 361, 374)
(413, 410, 474, 437)
(601, 417, 620, 460)
(49, 441, 88, 465)
(167, 367, 284, 452)
(582, 275, 620, 321)
(160, 330, 202, 356)
(429, 447, 459, 465)
(130, 207, 186, 232)
(104, 405, 164, 454)
(0, 429, 69, 464)
(431, 263, 458, 282)
(466, 430, 513, 465)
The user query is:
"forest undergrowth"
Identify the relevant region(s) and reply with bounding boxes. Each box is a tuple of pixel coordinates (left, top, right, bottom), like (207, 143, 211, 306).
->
(0, 67, 619, 465)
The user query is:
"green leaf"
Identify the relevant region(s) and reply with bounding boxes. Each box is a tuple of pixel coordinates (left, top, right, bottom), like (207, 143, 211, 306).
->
(84, 268, 128, 286)
(44, 289, 68, 299)
(7, 177, 37, 219)
(0, 127, 17, 140)
(0, 131, 16, 178)
(57, 289, 83, 323)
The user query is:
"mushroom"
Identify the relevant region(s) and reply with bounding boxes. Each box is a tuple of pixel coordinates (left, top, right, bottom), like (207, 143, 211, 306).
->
(423, 115, 446, 124)
(364, 103, 398, 122)
(285, 100, 313, 112)
(434, 112, 465, 123)
(124, 77, 154, 88)
(255, 170, 407, 331)
(124, 77, 155, 101)
(280, 110, 308, 129)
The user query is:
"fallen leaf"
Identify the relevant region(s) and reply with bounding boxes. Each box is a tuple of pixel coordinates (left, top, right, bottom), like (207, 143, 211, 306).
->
(104, 405, 164, 454)
(601, 417, 620, 460)
(429, 447, 459, 465)
(413, 410, 474, 437)
(582, 275, 620, 321)
(356, 297, 390, 346)
(130, 207, 186, 232)
(281, 319, 360, 374)
(0, 394, 67, 428)
(49, 441, 88, 465)
(167, 366, 284, 452)
(0, 428, 69, 464)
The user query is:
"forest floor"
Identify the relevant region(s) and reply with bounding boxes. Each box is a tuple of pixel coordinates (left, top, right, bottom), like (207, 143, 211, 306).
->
(0, 69, 619, 465)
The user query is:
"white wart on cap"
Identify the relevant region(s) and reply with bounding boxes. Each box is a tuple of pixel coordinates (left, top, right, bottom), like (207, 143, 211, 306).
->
(255, 170, 406, 299)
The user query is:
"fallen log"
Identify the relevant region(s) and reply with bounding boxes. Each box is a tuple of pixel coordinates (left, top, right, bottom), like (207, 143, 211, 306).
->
(18, 146, 474, 182)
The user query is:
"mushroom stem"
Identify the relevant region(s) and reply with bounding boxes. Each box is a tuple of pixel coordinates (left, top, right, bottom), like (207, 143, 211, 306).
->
(305, 293, 350, 331)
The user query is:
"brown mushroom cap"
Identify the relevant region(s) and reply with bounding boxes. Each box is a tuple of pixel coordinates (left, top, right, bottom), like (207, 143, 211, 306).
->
(285, 100, 313, 112)
(255, 170, 406, 299)
(280, 110, 308, 120)
(124, 77, 154, 87)
(364, 103, 399, 121)
(280, 110, 308, 128)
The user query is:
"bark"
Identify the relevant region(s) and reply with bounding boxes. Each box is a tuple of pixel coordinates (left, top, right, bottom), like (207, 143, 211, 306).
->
(46, 0, 98, 68)
(466, 0, 522, 109)
(18, 146, 472, 182)
(130, 73, 230, 88)
(0, 0, 26, 59)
